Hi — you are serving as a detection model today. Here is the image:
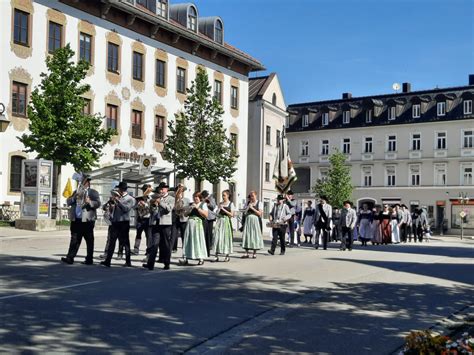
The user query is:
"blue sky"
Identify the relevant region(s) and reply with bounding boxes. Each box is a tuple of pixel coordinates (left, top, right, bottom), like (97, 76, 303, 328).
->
(191, 0, 474, 104)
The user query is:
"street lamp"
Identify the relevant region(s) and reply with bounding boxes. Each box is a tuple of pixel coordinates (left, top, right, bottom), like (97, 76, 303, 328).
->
(458, 192, 470, 240)
(0, 103, 11, 132)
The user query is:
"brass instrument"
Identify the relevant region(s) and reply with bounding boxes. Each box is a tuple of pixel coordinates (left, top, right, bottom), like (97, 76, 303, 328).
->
(103, 189, 121, 225)
(135, 186, 153, 219)
(174, 184, 186, 218)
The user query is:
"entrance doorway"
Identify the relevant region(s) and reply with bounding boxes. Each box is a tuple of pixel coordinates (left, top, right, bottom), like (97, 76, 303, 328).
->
(357, 198, 376, 211)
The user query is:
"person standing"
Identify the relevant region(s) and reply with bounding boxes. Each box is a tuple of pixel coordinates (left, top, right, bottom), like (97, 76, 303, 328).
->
(212, 190, 235, 262)
(172, 184, 189, 253)
(339, 201, 357, 251)
(268, 195, 292, 256)
(144, 182, 175, 270)
(357, 203, 373, 246)
(399, 204, 409, 243)
(380, 205, 392, 245)
(101, 182, 136, 267)
(301, 200, 316, 244)
(313, 196, 332, 250)
(285, 191, 297, 246)
(391, 205, 402, 244)
(241, 191, 264, 259)
(416, 208, 428, 242)
(201, 190, 217, 257)
(61, 175, 101, 265)
(331, 207, 341, 242)
(371, 205, 383, 245)
(132, 184, 152, 255)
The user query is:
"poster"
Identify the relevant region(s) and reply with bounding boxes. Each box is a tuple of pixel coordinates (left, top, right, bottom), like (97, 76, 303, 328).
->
(39, 164, 52, 188)
(24, 162, 38, 187)
(39, 193, 51, 217)
(22, 191, 37, 217)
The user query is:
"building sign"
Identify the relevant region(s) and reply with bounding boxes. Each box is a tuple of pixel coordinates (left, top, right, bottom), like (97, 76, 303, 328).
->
(113, 149, 157, 165)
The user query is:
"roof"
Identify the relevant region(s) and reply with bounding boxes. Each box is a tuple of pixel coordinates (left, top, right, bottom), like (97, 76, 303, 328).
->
(249, 73, 276, 101)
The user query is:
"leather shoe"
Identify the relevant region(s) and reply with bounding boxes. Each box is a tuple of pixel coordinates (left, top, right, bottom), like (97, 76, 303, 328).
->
(142, 263, 153, 270)
(81, 260, 93, 265)
(163, 264, 170, 270)
(280, 252, 285, 255)
(123, 263, 132, 267)
(100, 261, 111, 267)
(61, 257, 73, 264)
(267, 249, 274, 255)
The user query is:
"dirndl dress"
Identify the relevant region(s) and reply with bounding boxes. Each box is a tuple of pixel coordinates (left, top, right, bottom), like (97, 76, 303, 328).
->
(183, 212, 208, 260)
(241, 214, 264, 250)
(212, 209, 234, 255)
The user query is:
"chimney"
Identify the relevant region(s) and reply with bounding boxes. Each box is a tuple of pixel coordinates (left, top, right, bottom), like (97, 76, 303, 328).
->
(402, 83, 411, 93)
(342, 92, 352, 99)
(469, 74, 474, 86)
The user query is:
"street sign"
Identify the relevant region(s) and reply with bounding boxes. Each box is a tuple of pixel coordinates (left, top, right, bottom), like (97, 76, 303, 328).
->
(459, 211, 466, 218)
(139, 156, 152, 175)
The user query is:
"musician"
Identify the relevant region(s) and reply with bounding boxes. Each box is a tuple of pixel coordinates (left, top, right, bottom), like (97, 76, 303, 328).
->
(241, 191, 264, 259)
(201, 190, 217, 257)
(285, 190, 297, 246)
(99, 187, 121, 259)
(100, 181, 136, 267)
(131, 184, 152, 255)
(143, 182, 175, 271)
(61, 174, 100, 265)
(339, 200, 357, 251)
(211, 189, 236, 262)
(172, 184, 189, 253)
(313, 196, 332, 250)
(267, 195, 292, 256)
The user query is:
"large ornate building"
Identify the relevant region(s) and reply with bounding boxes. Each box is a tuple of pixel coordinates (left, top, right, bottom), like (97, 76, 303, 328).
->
(0, 0, 264, 213)
(286, 77, 474, 233)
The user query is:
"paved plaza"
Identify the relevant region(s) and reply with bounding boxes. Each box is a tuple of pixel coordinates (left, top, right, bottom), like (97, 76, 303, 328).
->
(0, 227, 473, 354)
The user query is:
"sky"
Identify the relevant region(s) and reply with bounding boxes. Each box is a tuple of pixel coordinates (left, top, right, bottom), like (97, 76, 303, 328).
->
(191, 0, 474, 105)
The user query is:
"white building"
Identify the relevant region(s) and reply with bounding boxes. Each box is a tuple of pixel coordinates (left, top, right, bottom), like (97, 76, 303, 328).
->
(286, 79, 474, 233)
(247, 73, 287, 219)
(0, 0, 264, 214)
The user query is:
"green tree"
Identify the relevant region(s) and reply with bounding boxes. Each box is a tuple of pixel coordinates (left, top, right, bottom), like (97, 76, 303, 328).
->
(19, 44, 114, 206)
(164, 67, 237, 184)
(313, 149, 353, 208)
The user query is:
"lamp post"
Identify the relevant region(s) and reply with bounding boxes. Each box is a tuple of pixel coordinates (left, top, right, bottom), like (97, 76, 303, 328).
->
(0, 103, 11, 132)
(458, 192, 470, 240)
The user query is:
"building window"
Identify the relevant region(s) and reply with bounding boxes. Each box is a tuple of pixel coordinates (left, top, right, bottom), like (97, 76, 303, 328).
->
(387, 135, 397, 152)
(107, 42, 119, 73)
(409, 165, 421, 186)
(137, 0, 157, 12)
(464, 100, 473, 115)
(132, 52, 143, 81)
(321, 139, 329, 156)
(230, 133, 238, 155)
(411, 133, 421, 151)
(10, 156, 25, 192)
(155, 59, 166, 88)
(265, 162, 270, 182)
(364, 137, 373, 153)
(366, 109, 372, 123)
(48, 21, 62, 53)
(215, 20, 223, 44)
(342, 138, 351, 154)
(342, 110, 350, 124)
(157, 0, 167, 18)
(265, 125, 271, 145)
(131, 110, 142, 139)
(412, 104, 421, 118)
(230, 86, 238, 109)
(388, 106, 396, 120)
(155, 115, 165, 142)
(319, 168, 329, 181)
(13, 9, 29, 46)
(176, 67, 186, 93)
(463, 130, 473, 148)
(362, 166, 372, 187)
(272, 93, 277, 106)
(386, 166, 396, 186)
(187, 6, 197, 32)
(461, 164, 473, 185)
(106, 104, 118, 130)
(12, 81, 27, 116)
(79, 32, 92, 63)
(436, 132, 447, 150)
(437, 101, 446, 116)
(276, 130, 281, 147)
(302, 114, 309, 127)
(82, 99, 91, 115)
(285, 116, 289, 128)
(322, 113, 329, 126)
(300, 140, 309, 156)
(434, 164, 447, 186)
(214, 80, 222, 104)
(263, 200, 271, 219)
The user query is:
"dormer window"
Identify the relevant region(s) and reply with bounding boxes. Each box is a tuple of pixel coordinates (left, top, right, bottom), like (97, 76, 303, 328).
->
(215, 19, 223, 44)
(157, 0, 167, 18)
(412, 104, 421, 118)
(366, 109, 372, 123)
(388, 106, 396, 120)
(322, 112, 329, 126)
(188, 6, 197, 32)
(343, 110, 350, 124)
(437, 101, 446, 116)
(464, 100, 473, 115)
(302, 114, 309, 127)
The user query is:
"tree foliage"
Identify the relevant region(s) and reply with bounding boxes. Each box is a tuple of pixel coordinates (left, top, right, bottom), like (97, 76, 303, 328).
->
(163, 67, 237, 184)
(313, 150, 353, 208)
(19, 44, 114, 172)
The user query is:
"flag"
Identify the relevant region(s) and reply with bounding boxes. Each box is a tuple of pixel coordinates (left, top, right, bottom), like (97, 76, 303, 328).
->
(273, 129, 297, 193)
(62, 178, 73, 198)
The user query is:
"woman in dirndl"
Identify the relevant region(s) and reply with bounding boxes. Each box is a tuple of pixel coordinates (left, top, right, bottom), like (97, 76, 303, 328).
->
(380, 205, 392, 245)
(357, 203, 373, 246)
(212, 190, 235, 262)
(371, 205, 383, 245)
(179, 192, 208, 266)
(301, 200, 316, 244)
(241, 191, 264, 259)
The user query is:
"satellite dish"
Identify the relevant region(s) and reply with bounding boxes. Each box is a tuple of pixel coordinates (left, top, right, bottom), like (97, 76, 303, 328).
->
(392, 83, 401, 91)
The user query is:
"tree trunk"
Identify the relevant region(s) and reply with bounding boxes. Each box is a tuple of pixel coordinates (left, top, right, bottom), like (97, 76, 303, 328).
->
(55, 165, 62, 221)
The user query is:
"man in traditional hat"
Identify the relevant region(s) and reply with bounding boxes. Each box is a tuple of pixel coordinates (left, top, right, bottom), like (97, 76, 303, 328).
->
(143, 181, 175, 270)
(313, 195, 332, 250)
(268, 195, 292, 256)
(285, 190, 297, 246)
(61, 175, 101, 265)
(132, 184, 152, 255)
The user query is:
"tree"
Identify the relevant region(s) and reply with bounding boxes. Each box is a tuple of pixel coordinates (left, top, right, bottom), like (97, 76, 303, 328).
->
(313, 149, 353, 208)
(19, 44, 114, 210)
(164, 67, 237, 184)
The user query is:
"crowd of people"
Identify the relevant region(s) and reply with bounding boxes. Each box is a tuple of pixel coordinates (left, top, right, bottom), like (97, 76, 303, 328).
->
(60, 175, 431, 270)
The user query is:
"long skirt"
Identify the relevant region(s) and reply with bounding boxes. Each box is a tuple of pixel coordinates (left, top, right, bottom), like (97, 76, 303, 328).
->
(212, 215, 233, 255)
(241, 214, 264, 250)
(303, 216, 314, 236)
(381, 220, 392, 244)
(391, 220, 400, 243)
(371, 221, 382, 244)
(183, 217, 208, 260)
(359, 219, 372, 241)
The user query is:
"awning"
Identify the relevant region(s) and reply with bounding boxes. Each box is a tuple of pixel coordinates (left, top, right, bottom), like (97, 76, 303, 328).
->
(87, 162, 174, 184)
